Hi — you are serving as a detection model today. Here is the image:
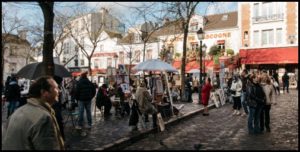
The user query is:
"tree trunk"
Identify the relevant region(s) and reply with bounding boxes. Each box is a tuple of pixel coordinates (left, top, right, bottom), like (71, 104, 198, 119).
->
(0, 44, 4, 104)
(39, 2, 55, 77)
(180, 24, 189, 101)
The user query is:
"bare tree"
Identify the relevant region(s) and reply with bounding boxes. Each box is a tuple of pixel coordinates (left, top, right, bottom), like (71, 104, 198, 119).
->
(1, 4, 25, 103)
(38, 1, 55, 76)
(164, 2, 200, 101)
(65, 4, 112, 76)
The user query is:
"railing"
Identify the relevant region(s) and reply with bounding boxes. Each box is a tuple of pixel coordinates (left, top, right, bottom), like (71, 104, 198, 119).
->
(252, 13, 284, 23)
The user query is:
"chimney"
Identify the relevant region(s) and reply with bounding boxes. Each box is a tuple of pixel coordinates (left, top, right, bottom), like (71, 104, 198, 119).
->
(18, 30, 27, 40)
(100, 7, 108, 14)
(163, 18, 170, 25)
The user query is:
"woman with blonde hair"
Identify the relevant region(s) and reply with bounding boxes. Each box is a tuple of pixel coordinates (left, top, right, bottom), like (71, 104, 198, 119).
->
(260, 75, 276, 132)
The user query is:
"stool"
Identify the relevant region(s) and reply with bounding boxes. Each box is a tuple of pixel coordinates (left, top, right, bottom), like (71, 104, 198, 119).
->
(64, 110, 79, 128)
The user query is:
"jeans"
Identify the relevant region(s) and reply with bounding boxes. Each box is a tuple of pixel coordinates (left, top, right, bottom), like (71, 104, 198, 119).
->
(283, 82, 289, 93)
(247, 107, 256, 133)
(254, 105, 263, 133)
(7, 101, 19, 119)
(260, 104, 271, 131)
(240, 92, 249, 114)
(78, 100, 92, 127)
(232, 96, 241, 110)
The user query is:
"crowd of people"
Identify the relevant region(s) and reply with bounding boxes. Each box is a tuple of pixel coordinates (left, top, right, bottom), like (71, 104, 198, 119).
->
(225, 69, 286, 134)
(2, 68, 297, 149)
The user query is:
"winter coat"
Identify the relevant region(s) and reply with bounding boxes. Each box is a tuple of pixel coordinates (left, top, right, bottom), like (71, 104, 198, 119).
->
(2, 98, 65, 150)
(248, 82, 266, 107)
(261, 83, 276, 105)
(230, 79, 242, 97)
(135, 86, 157, 114)
(201, 82, 213, 106)
(75, 77, 96, 101)
(5, 81, 21, 101)
(96, 87, 111, 109)
(282, 73, 289, 84)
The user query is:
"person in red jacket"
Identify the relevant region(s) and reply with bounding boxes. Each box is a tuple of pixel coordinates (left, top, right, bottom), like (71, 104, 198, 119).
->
(201, 77, 213, 116)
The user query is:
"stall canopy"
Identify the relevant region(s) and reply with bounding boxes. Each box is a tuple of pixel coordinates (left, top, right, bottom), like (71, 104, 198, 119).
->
(239, 47, 298, 64)
(172, 60, 214, 72)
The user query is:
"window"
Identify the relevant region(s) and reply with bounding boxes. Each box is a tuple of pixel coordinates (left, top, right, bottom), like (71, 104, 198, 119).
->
(262, 2, 273, 17)
(262, 29, 274, 45)
(119, 52, 124, 64)
(134, 50, 140, 62)
(134, 34, 141, 43)
(276, 2, 283, 14)
(253, 31, 260, 46)
(244, 31, 249, 40)
(276, 28, 282, 44)
(63, 42, 69, 54)
(80, 59, 85, 66)
(253, 3, 259, 17)
(81, 19, 85, 31)
(94, 59, 99, 69)
(107, 58, 112, 67)
(146, 49, 152, 60)
(221, 15, 228, 21)
(75, 46, 79, 53)
(100, 44, 104, 52)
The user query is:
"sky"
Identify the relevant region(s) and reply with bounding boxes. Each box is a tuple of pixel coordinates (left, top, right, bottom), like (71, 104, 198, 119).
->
(2, 2, 237, 43)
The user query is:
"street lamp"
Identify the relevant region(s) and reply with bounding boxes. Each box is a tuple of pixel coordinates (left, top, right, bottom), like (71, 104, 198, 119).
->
(202, 43, 207, 79)
(197, 28, 204, 104)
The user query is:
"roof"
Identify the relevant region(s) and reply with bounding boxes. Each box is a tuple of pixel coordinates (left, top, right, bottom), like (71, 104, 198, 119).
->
(104, 30, 122, 39)
(203, 11, 238, 30)
(119, 32, 158, 44)
(2, 33, 31, 46)
(152, 19, 184, 37)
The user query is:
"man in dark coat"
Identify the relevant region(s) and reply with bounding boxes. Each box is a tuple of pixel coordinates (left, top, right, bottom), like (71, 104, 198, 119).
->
(5, 76, 21, 119)
(75, 72, 96, 129)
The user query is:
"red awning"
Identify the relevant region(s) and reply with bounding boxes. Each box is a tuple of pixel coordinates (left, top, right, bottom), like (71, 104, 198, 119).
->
(72, 72, 81, 77)
(172, 60, 215, 72)
(239, 47, 298, 64)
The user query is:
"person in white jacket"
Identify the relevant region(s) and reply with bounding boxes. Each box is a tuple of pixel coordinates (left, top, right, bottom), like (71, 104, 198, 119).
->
(230, 75, 243, 115)
(260, 75, 276, 132)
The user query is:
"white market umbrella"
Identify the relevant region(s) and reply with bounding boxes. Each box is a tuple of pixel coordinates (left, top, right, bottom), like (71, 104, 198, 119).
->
(132, 59, 177, 72)
(133, 59, 177, 116)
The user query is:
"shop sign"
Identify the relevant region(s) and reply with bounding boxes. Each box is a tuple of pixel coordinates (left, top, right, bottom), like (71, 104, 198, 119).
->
(205, 32, 231, 39)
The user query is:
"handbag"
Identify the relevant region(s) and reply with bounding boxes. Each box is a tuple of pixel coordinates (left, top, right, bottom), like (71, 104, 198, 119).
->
(156, 113, 165, 131)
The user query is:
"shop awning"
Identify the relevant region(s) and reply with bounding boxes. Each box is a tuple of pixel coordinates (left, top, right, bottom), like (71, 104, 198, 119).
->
(239, 47, 298, 64)
(172, 60, 215, 72)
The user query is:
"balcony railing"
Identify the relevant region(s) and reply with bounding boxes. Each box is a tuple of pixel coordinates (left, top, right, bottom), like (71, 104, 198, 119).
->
(252, 13, 284, 23)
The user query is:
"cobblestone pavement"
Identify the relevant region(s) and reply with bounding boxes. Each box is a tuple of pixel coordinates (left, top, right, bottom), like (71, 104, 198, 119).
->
(122, 89, 298, 150)
(62, 93, 205, 150)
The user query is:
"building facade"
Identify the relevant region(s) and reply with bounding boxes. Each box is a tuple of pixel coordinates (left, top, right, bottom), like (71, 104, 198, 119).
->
(57, 7, 125, 77)
(2, 31, 33, 84)
(238, 2, 298, 78)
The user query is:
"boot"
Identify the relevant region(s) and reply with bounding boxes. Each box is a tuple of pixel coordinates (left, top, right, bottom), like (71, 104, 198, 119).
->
(152, 113, 158, 129)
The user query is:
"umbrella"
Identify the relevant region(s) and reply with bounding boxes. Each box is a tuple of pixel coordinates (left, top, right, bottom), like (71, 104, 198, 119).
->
(16, 62, 71, 80)
(132, 59, 177, 72)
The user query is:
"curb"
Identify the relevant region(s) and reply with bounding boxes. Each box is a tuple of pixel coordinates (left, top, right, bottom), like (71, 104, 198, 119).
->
(95, 103, 217, 150)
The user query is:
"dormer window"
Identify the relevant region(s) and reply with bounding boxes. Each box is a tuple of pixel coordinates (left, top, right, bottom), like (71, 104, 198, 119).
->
(222, 14, 228, 21)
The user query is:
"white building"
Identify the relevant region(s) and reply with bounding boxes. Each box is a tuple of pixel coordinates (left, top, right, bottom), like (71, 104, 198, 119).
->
(2, 31, 34, 83)
(238, 2, 298, 76)
(57, 7, 125, 76)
